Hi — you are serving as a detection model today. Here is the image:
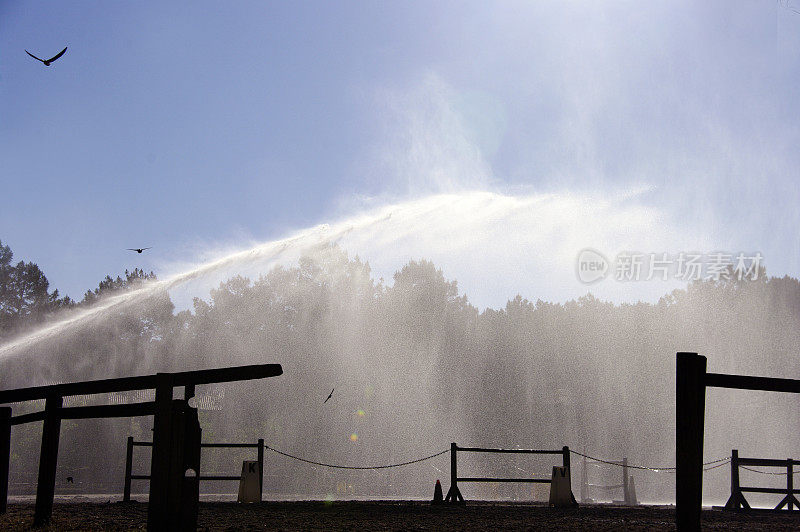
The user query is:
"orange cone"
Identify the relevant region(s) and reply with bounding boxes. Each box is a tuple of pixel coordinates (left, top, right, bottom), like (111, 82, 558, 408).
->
(431, 479, 443, 505)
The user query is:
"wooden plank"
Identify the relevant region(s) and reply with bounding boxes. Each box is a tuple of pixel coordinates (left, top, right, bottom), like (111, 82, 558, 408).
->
(198, 443, 261, 448)
(676, 352, 706, 531)
(740, 486, 800, 494)
(171, 364, 282, 387)
(10, 411, 45, 425)
(131, 441, 260, 448)
(0, 363, 283, 404)
(258, 438, 264, 496)
(458, 477, 552, 483)
(147, 374, 173, 530)
(705, 373, 800, 394)
(123, 436, 134, 502)
(0, 407, 10, 514)
(456, 446, 563, 454)
(33, 395, 62, 526)
(738, 457, 800, 467)
(60, 402, 155, 420)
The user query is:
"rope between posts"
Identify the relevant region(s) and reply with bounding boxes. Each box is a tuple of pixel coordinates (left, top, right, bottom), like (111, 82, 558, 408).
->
(263, 444, 449, 470)
(570, 449, 730, 473)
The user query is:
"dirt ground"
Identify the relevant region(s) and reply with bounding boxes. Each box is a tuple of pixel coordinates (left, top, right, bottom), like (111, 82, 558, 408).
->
(1, 501, 799, 531)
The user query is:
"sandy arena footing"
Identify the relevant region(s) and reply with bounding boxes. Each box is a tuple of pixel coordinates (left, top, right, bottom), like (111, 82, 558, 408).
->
(2, 501, 800, 531)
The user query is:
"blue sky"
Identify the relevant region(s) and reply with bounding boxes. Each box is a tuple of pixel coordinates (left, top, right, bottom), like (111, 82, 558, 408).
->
(1, 1, 799, 308)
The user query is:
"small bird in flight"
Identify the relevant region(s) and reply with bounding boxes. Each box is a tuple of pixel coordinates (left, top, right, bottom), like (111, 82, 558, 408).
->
(25, 46, 68, 66)
(323, 388, 334, 404)
(127, 247, 152, 254)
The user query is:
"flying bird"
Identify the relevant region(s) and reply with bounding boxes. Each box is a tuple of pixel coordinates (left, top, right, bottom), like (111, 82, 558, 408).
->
(127, 247, 152, 254)
(25, 46, 68, 66)
(323, 388, 334, 404)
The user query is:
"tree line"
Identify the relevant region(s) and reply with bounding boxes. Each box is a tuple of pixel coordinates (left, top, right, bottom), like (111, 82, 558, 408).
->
(0, 238, 156, 340)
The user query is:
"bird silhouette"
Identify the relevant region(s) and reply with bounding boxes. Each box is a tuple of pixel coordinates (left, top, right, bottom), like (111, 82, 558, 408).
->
(66, 476, 74, 484)
(127, 247, 152, 254)
(25, 47, 68, 66)
(323, 388, 334, 404)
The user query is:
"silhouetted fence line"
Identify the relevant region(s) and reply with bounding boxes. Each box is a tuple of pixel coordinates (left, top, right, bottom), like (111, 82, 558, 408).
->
(569, 449, 730, 473)
(723, 449, 800, 511)
(444, 443, 572, 504)
(579, 452, 637, 505)
(0, 363, 283, 529)
(263, 444, 449, 469)
(263, 442, 728, 479)
(675, 352, 800, 530)
(123, 437, 265, 502)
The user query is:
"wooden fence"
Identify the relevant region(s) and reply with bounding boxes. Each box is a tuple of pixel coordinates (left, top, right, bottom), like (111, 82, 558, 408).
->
(580, 454, 637, 505)
(724, 449, 799, 511)
(0, 363, 282, 528)
(123, 437, 264, 502)
(675, 352, 800, 530)
(444, 442, 572, 503)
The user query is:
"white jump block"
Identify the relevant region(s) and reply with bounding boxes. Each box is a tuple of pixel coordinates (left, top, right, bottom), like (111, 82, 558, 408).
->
(628, 476, 638, 505)
(549, 466, 578, 507)
(237, 460, 261, 503)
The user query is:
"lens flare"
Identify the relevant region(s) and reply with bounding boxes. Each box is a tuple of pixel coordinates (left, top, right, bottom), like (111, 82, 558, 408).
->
(349, 433, 358, 442)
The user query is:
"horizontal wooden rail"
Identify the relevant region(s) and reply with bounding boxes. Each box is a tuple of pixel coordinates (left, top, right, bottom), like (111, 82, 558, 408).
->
(128, 474, 242, 481)
(457, 446, 563, 454)
(9, 411, 46, 426)
(444, 443, 573, 504)
(705, 373, 800, 394)
(738, 457, 800, 467)
(457, 477, 552, 483)
(740, 487, 800, 495)
(0, 364, 282, 404)
(130, 441, 261, 448)
(123, 436, 265, 502)
(197, 443, 262, 448)
(60, 402, 155, 420)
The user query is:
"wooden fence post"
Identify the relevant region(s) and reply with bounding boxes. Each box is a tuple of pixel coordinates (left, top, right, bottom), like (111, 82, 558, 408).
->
(676, 352, 706, 531)
(580, 450, 588, 503)
(622, 457, 630, 505)
(33, 394, 63, 526)
(0, 407, 10, 515)
(148, 373, 174, 530)
(444, 442, 463, 503)
(257, 438, 264, 498)
(123, 436, 134, 502)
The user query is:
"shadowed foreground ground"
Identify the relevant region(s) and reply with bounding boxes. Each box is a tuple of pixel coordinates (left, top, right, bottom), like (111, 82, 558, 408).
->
(2, 501, 800, 530)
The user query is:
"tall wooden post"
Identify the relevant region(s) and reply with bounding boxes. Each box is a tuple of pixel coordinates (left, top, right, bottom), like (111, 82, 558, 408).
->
(148, 373, 174, 530)
(0, 407, 11, 515)
(257, 438, 264, 498)
(123, 436, 134, 502)
(676, 352, 706, 531)
(580, 450, 588, 503)
(787, 460, 794, 511)
(173, 400, 201, 530)
(34, 394, 63, 526)
(622, 457, 630, 505)
(444, 442, 463, 503)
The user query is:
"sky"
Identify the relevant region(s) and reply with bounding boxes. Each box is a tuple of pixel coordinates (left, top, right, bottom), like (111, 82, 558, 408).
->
(1, 0, 799, 309)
